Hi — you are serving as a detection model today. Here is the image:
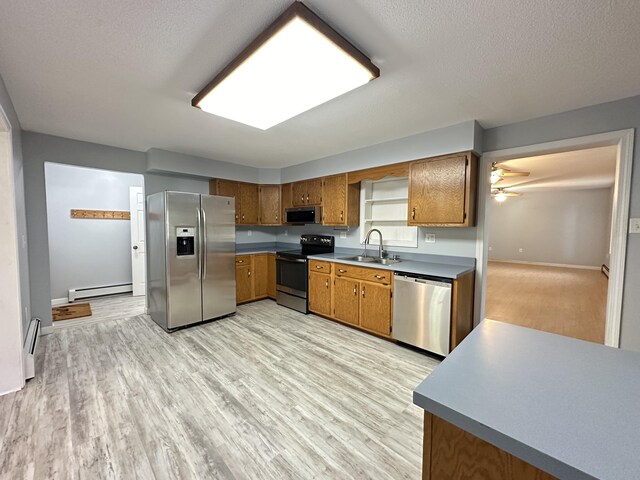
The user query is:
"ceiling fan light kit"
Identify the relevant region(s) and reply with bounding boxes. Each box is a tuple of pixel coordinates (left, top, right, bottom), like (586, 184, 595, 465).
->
(492, 187, 520, 202)
(192, 1, 380, 130)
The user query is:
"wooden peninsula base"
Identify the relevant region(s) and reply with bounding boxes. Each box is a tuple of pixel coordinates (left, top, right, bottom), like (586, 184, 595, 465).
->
(422, 412, 557, 480)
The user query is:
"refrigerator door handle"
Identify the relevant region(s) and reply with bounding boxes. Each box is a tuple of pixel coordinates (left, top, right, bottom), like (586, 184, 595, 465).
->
(196, 207, 202, 280)
(202, 207, 207, 280)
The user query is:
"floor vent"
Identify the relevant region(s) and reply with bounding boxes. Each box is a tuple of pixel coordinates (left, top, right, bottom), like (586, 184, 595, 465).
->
(68, 283, 132, 302)
(23, 318, 40, 380)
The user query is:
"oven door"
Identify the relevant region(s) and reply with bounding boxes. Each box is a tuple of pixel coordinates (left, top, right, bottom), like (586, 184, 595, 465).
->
(276, 255, 308, 298)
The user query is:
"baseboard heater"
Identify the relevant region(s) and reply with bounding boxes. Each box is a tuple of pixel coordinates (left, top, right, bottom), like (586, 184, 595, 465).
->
(68, 283, 133, 302)
(23, 317, 41, 380)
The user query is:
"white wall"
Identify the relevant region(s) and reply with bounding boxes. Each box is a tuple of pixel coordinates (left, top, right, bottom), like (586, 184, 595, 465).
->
(44, 163, 143, 301)
(488, 188, 612, 267)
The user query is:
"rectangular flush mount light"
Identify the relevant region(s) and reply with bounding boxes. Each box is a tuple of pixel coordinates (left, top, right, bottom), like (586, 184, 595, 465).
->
(192, 1, 379, 130)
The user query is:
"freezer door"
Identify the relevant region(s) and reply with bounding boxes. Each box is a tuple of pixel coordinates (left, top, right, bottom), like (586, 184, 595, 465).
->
(166, 192, 202, 329)
(201, 194, 236, 320)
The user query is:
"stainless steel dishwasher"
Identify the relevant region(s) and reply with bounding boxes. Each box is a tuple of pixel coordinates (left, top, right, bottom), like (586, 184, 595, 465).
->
(393, 272, 452, 356)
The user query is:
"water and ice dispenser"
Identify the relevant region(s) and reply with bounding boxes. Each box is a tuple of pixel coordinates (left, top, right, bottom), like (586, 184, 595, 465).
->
(176, 227, 195, 256)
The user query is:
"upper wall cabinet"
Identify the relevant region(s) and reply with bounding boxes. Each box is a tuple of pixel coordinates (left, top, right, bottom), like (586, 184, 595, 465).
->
(408, 152, 478, 227)
(209, 179, 259, 225)
(322, 174, 360, 226)
(281, 183, 293, 222)
(292, 179, 323, 206)
(259, 185, 281, 225)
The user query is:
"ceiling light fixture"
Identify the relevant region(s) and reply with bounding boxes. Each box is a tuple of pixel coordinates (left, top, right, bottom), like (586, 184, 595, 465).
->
(492, 187, 520, 202)
(191, 1, 380, 130)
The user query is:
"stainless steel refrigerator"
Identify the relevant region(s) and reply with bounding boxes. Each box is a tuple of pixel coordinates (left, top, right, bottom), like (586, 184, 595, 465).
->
(147, 191, 236, 331)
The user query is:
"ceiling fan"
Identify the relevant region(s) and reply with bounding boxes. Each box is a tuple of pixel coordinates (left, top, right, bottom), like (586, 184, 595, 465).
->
(491, 187, 520, 202)
(491, 162, 530, 184)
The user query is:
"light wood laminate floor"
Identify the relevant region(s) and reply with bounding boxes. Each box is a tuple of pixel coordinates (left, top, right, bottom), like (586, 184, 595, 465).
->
(53, 293, 146, 329)
(0, 300, 438, 479)
(486, 261, 607, 343)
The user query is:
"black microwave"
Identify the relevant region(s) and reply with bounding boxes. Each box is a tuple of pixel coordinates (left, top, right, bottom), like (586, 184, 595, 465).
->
(285, 206, 322, 225)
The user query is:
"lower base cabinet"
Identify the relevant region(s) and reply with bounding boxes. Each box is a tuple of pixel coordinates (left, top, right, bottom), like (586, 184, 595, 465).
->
(311, 262, 393, 337)
(235, 253, 276, 305)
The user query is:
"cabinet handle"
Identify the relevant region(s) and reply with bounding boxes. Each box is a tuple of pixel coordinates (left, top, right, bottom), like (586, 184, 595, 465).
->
(235, 214, 239, 221)
(275, 215, 278, 221)
(353, 285, 357, 295)
(339, 269, 347, 273)
(301, 195, 304, 203)
(315, 265, 323, 269)
(248, 270, 251, 277)
(237, 260, 244, 264)
(306, 194, 309, 202)
(340, 210, 344, 220)
(412, 207, 416, 220)
(374, 275, 385, 280)
(362, 286, 365, 298)
(325, 279, 329, 288)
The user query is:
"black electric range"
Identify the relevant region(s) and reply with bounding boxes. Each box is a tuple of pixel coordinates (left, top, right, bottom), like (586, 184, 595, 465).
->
(275, 234, 335, 313)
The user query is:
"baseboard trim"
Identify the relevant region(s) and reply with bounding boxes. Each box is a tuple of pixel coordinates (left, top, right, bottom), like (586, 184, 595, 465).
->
(40, 326, 54, 336)
(489, 260, 601, 271)
(51, 297, 68, 306)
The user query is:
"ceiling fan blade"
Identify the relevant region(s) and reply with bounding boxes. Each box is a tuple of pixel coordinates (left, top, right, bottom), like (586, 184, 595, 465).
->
(500, 171, 530, 177)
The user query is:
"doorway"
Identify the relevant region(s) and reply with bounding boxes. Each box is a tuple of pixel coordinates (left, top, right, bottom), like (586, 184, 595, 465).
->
(44, 163, 146, 327)
(476, 130, 633, 347)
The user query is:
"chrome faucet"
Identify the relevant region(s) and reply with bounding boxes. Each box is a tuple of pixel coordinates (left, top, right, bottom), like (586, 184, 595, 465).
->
(363, 228, 386, 259)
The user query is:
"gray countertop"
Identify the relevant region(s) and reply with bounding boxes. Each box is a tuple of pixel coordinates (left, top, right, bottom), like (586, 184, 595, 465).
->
(413, 320, 640, 480)
(235, 243, 475, 279)
(307, 252, 474, 279)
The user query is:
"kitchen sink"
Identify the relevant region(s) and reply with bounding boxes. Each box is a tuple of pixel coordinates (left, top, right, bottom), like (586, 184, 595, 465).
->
(339, 255, 401, 265)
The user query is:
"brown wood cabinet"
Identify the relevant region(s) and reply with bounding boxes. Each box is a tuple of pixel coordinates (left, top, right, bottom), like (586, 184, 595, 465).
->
(235, 253, 275, 304)
(281, 183, 293, 221)
(309, 272, 332, 317)
(422, 412, 556, 480)
(267, 253, 276, 299)
(212, 179, 240, 223)
(322, 174, 360, 226)
(259, 185, 281, 225)
(333, 276, 360, 326)
(210, 179, 259, 225)
(408, 152, 478, 227)
(359, 281, 392, 336)
(292, 179, 322, 206)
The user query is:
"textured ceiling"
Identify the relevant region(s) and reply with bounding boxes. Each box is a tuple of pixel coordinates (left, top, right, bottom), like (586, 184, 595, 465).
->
(496, 146, 617, 192)
(1, 0, 640, 167)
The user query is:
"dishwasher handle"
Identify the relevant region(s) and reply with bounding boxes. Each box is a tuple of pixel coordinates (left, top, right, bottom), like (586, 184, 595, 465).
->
(394, 273, 452, 289)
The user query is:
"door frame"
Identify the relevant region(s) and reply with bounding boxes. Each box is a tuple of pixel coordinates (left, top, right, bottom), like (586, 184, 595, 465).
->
(475, 129, 634, 348)
(0, 102, 26, 394)
(129, 185, 146, 297)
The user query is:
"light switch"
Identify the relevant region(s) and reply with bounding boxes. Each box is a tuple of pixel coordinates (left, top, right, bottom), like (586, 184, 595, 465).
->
(247, 230, 252, 237)
(519, 248, 523, 253)
(629, 218, 640, 234)
(425, 233, 436, 244)
(340, 231, 347, 239)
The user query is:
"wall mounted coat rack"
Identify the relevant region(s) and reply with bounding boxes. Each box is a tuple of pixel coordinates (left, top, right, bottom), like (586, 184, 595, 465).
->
(70, 209, 130, 220)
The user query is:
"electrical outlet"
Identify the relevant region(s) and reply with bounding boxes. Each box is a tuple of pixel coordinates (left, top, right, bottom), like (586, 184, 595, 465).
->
(425, 233, 436, 244)
(488, 246, 493, 251)
(629, 218, 640, 234)
(340, 231, 347, 239)
(519, 248, 523, 253)
(247, 230, 252, 237)
(284, 229, 288, 236)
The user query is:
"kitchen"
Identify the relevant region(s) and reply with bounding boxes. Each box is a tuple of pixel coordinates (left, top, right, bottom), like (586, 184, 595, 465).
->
(1, 1, 640, 480)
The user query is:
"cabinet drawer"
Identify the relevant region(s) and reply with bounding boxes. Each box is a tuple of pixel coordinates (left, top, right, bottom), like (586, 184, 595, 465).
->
(309, 260, 331, 274)
(235, 255, 252, 266)
(334, 263, 391, 285)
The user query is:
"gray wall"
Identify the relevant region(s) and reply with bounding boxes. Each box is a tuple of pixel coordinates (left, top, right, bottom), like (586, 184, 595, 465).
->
(281, 120, 480, 182)
(488, 189, 612, 267)
(44, 163, 143, 300)
(484, 95, 640, 351)
(0, 73, 30, 338)
(23, 132, 272, 328)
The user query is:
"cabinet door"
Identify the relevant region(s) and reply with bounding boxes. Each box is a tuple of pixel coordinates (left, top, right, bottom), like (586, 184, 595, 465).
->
(259, 185, 281, 225)
(216, 180, 240, 224)
(322, 174, 347, 225)
(334, 277, 359, 325)
(359, 281, 392, 336)
(409, 155, 468, 225)
(239, 183, 259, 224)
(306, 178, 323, 205)
(292, 181, 307, 206)
(253, 254, 268, 298)
(309, 272, 332, 316)
(281, 183, 293, 221)
(267, 253, 276, 298)
(236, 265, 253, 303)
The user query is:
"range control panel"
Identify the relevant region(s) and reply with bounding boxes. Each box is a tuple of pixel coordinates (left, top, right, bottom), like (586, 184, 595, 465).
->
(176, 227, 195, 256)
